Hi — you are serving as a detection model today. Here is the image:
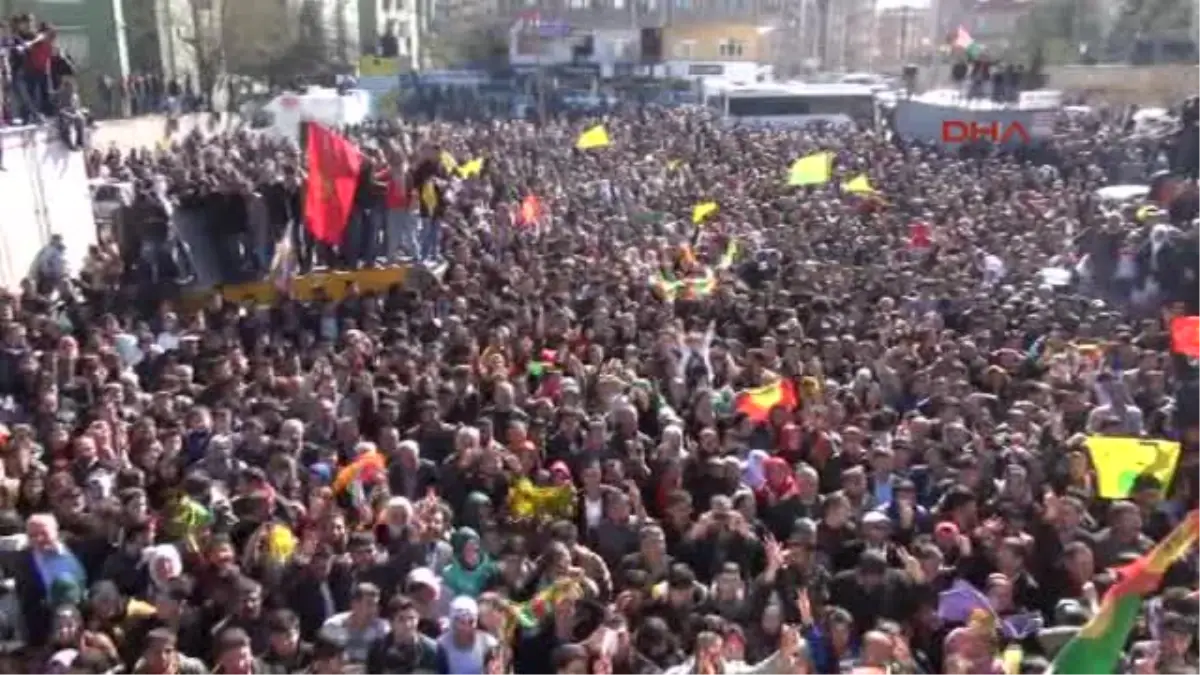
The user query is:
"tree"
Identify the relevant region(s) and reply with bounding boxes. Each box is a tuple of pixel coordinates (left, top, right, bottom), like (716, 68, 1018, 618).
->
(221, 2, 298, 78)
(270, 0, 338, 82)
(424, 22, 508, 68)
(1012, 0, 1105, 65)
(173, 0, 342, 89)
(1107, 0, 1197, 60)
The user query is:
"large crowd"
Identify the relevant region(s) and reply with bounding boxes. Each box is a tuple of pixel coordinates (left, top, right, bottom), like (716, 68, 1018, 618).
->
(3, 86, 1199, 675)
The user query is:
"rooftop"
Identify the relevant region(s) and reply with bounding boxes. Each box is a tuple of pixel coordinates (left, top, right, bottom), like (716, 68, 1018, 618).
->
(910, 88, 1063, 110)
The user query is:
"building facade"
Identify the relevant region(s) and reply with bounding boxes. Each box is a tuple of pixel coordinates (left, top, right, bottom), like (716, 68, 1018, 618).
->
(499, 0, 793, 76)
(874, 4, 930, 69)
(1, 0, 130, 79)
(358, 0, 422, 68)
(932, 0, 1032, 54)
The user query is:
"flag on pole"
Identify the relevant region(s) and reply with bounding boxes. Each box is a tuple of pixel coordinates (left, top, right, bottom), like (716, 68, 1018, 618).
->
(1170, 316, 1199, 358)
(1047, 511, 1199, 674)
(717, 239, 740, 270)
(735, 379, 799, 422)
(787, 152, 832, 186)
(692, 201, 719, 224)
(332, 450, 388, 495)
(304, 122, 363, 245)
(1085, 437, 1181, 499)
(457, 158, 485, 178)
(575, 125, 611, 150)
(952, 26, 982, 60)
(843, 174, 877, 194)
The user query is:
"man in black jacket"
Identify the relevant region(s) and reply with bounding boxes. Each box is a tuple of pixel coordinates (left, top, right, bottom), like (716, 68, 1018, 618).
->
(366, 596, 438, 674)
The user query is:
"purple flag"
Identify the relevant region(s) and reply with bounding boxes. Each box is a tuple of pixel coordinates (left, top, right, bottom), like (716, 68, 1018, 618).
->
(938, 580, 1044, 639)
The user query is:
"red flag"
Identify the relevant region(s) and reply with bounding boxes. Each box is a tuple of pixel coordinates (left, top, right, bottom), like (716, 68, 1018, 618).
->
(304, 123, 362, 245)
(518, 195, 543, 227)
(1170, 316, 1200, 358)
(909, 221, 931, 248)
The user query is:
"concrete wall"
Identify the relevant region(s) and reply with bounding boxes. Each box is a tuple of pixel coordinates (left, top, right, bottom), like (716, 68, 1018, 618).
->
(663, 22, 767, 62)
(922, 63, 1200, 105)
(1043, 64, 1200, 104)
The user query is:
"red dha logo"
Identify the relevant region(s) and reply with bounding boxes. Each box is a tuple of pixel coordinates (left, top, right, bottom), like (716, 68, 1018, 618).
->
(941, 120, 1031, 144)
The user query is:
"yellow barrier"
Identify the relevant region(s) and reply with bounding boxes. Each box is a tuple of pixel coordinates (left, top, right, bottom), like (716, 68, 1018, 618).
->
(198, 265, 412, 306)
(359, 56, 401, 78)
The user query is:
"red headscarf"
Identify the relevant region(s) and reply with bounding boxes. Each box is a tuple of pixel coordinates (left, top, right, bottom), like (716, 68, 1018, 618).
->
(757, 456, 799, 503)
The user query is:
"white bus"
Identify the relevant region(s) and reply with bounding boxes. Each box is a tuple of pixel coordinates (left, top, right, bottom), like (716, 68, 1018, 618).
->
(707, 82, 878, 128)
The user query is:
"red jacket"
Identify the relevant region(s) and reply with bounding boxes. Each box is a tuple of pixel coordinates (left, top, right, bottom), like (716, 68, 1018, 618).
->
(25, 34, 53, 73)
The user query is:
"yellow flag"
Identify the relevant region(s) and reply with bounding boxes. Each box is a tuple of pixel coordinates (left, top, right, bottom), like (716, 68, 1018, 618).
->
(787, 152, 832, 186)
(692, 201, 719, 225)
(844, 174, 877, 194)
(458, 158, 485, 178)
(1001, 645, 1024, 675)
(439, 151, 458, 172)
(575, 125, 611, 150)
(421, 182, 439, 213)
(666, 159, 682, 171)
(265, 523, 298, 564)
(717, 239, 739, 270)
(507, 478, 575, 520)
(1086, 436, 1181, 498)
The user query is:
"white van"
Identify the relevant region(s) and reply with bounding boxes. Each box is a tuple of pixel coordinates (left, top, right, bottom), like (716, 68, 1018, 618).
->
(248, 88, 371, 144)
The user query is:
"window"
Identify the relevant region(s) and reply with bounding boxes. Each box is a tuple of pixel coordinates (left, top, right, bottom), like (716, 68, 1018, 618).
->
(718, 39, 744, 57)
(674, 0, 692, 10)
(727, 94, 874, 124)
(611, 37, 631, 58)
(674, 39, 696, 58)
(569, 0, 587, 9)
(728, 95, 808, 116)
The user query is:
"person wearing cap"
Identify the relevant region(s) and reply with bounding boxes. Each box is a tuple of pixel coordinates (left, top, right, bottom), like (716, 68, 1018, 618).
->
(435, 596, 496, 675)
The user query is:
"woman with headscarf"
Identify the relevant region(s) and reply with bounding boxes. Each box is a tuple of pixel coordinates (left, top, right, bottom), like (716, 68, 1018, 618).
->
(441, 527, 497, 600)
(755, 456, 798, 507)
(142, 544, 183, 593)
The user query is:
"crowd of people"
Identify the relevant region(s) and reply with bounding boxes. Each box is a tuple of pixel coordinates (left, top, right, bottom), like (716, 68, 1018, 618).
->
(4, 93, 1199, 675)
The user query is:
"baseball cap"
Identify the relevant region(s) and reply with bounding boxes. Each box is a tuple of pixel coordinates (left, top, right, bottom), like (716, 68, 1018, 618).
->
(406, 567, 439, 592)
(450, 596, 479, 621)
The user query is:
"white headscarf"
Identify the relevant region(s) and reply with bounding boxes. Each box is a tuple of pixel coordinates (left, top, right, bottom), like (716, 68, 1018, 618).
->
(742, 450, 771, 490)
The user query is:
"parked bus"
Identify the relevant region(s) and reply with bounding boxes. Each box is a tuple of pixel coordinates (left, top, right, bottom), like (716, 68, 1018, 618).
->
(708, 82, 878, 128)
